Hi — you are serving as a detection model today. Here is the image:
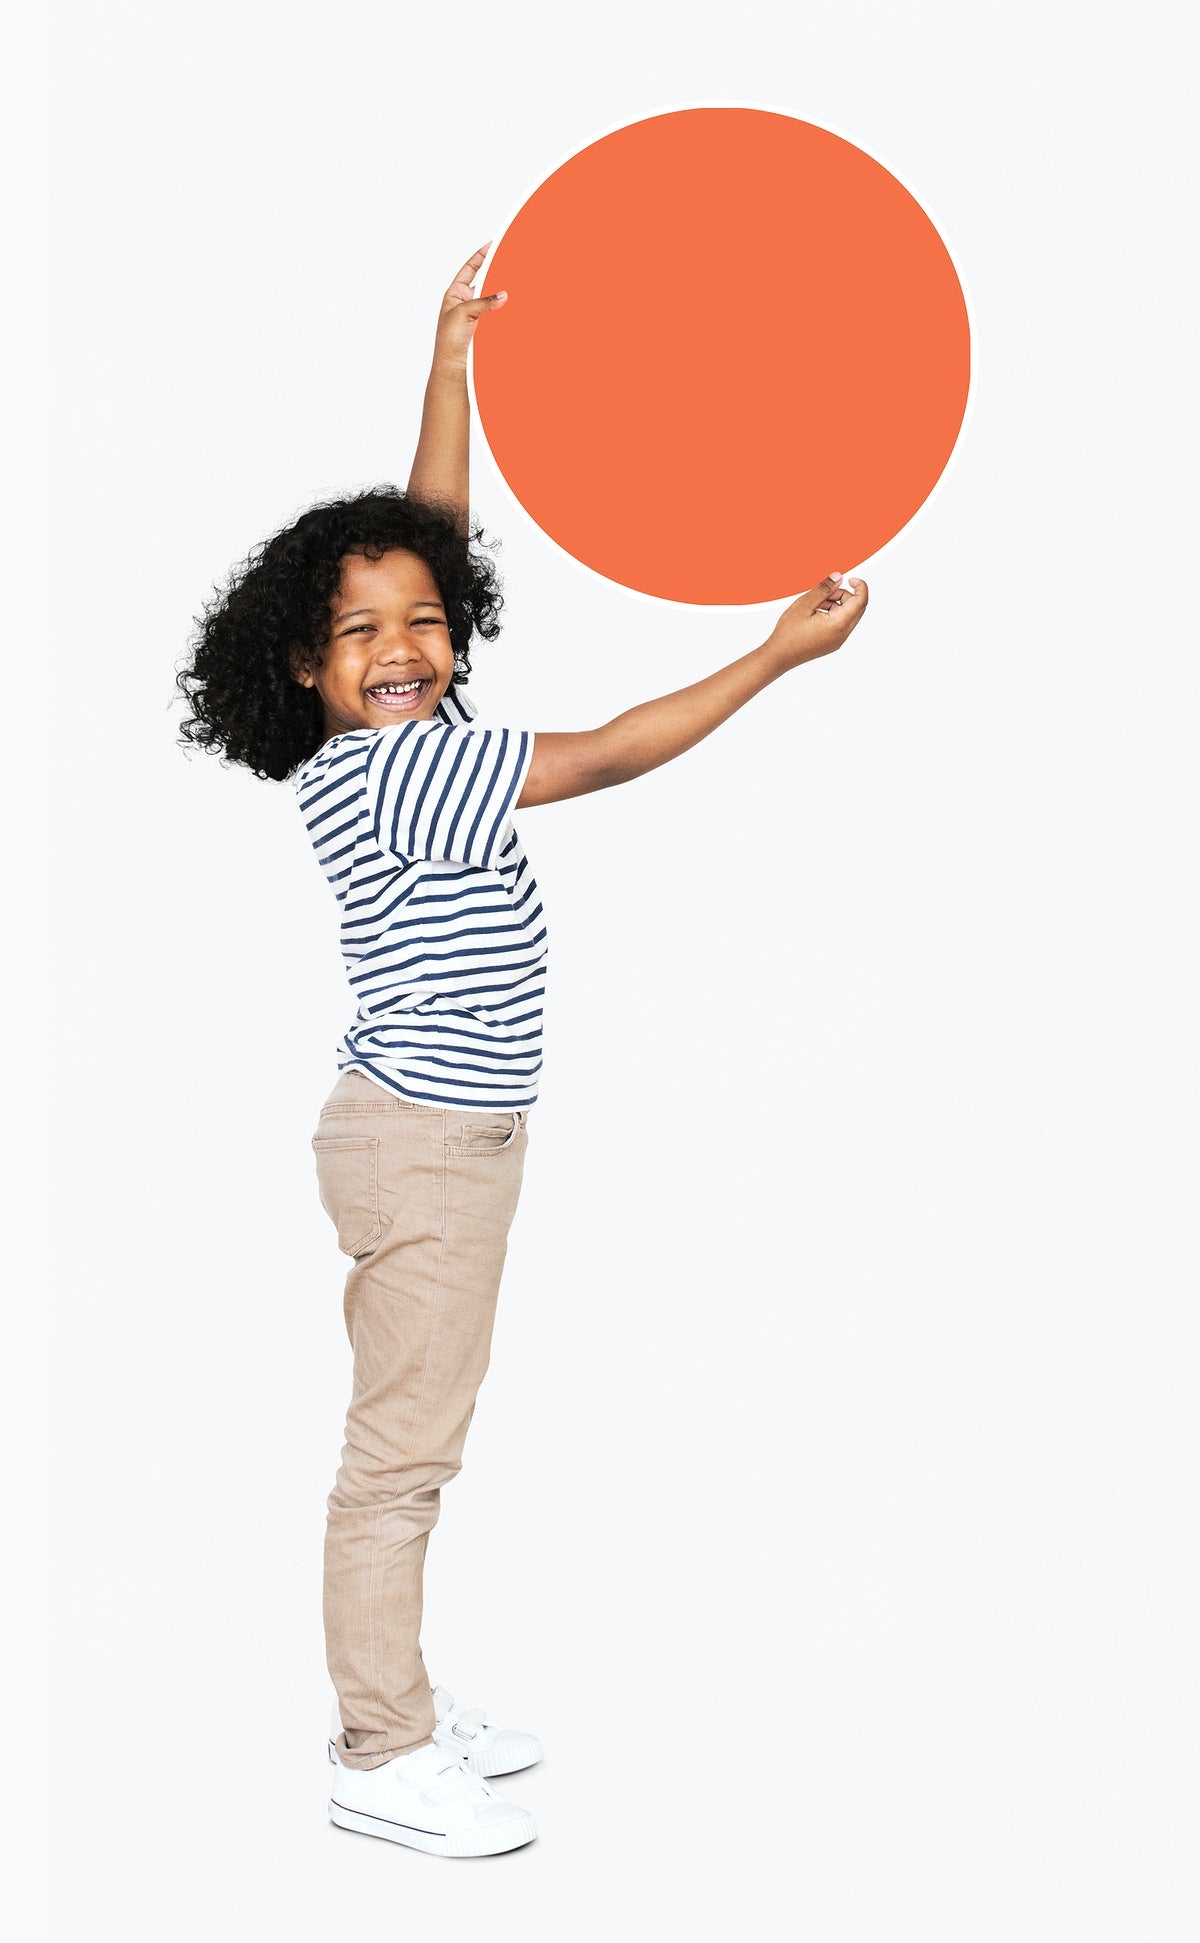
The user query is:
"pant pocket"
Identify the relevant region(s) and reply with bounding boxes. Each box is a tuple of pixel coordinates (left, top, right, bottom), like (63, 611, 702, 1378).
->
(447, 1110, 526, 1156)
(312, 1135, 384, 1256)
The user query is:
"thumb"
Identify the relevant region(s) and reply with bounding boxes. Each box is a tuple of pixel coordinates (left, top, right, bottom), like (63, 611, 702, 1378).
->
(806, 572, 845, 608)
(462, 290, 507, 319)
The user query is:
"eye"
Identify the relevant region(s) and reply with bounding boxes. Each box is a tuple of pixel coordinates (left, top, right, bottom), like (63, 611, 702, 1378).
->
(413, 617, 446, 627)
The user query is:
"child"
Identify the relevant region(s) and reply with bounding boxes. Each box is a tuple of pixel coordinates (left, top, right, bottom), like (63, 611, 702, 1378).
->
(177, 246, 868, 1858)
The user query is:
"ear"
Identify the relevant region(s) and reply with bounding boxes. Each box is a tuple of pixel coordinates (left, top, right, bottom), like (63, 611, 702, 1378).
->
(288, 643, 316, 689)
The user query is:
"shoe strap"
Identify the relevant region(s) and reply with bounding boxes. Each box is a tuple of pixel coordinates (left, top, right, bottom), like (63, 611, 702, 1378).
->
(421, 1759, 494, 1807)
(448, 1704, 489, 1742)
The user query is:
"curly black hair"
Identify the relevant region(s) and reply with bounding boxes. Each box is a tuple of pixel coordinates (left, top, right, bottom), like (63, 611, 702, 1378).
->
(175, 487, 504, 781)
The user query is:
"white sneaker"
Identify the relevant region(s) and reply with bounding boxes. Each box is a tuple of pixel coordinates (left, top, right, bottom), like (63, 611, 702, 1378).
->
(328, 1740, 536, 1857)
(327, 1687, 544, 1779)
(430, 1685, 544, 1777)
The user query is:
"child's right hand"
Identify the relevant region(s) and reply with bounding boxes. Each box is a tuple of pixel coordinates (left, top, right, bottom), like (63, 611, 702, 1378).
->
(766, 573, 869, 671)
(432, 244, 508, 372)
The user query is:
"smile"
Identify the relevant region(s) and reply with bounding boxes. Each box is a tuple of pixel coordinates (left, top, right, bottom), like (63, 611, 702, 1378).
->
(366, 679, 431, 711)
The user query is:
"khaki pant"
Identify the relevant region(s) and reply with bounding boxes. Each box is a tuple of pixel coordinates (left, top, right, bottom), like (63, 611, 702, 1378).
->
(311, 1069, 529, 1770)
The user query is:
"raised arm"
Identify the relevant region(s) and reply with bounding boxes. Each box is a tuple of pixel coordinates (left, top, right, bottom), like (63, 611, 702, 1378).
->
(516, 574, 869, 808)
(406, 245, 507, 535)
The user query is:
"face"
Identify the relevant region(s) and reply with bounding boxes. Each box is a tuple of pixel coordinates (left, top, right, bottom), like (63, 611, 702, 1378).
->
(292, 549, 456, 741)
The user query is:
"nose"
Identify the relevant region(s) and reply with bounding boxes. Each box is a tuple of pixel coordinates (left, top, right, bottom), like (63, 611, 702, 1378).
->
(377, 634, 422, 665)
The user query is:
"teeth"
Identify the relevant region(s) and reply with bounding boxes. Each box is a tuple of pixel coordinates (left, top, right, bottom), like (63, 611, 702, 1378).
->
(371, 680, 425, 696)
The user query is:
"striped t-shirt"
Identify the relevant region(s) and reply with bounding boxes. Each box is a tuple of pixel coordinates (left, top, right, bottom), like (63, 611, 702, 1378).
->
(293, 683, 546, 1109)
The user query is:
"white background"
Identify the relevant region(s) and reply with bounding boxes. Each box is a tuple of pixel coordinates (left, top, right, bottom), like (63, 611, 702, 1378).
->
(32, 1, 1197, 1937)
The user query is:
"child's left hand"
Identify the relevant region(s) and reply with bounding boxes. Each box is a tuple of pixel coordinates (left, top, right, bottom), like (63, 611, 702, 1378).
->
(432, 245, 507, 371)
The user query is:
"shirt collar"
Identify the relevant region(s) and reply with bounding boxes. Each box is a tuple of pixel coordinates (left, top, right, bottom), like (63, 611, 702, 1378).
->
(433, 681, 478, 727)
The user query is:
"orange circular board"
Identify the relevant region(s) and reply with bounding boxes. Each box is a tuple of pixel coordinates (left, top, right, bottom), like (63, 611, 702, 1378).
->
(473, 107, 971, 605)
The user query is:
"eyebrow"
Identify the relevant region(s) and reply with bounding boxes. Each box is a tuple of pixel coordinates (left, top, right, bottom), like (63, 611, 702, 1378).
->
(335, 602, 445, 622)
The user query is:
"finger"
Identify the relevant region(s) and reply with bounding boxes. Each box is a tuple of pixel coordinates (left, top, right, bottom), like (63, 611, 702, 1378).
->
(817, 577, 867, 614)
(447, 244, 492, 291)
(454, 245, 491, 283)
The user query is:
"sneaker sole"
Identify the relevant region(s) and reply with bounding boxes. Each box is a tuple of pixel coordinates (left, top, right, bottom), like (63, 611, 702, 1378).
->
(327, 1736, 542, 1779)
(328, 1797, 536, 1857)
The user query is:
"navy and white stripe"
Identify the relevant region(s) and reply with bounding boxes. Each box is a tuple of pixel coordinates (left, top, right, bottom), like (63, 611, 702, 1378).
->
(294, 683, 546, 1110)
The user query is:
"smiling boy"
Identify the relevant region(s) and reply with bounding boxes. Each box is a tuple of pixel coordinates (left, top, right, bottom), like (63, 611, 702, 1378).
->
(178, 245, 867, 1857)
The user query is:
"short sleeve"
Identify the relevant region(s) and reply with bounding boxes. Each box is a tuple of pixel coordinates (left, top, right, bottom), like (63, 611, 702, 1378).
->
(365, 722, 535, 871)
